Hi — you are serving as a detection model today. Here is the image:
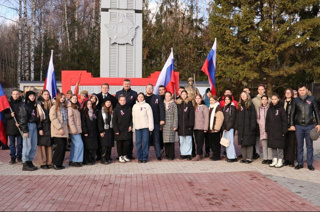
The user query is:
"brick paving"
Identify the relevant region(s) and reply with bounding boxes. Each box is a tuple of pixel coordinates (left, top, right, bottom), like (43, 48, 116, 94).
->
(0, 140, 320, 211)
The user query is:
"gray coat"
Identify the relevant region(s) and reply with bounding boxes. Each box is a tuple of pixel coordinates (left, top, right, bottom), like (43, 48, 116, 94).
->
(163, 101, 178, 143)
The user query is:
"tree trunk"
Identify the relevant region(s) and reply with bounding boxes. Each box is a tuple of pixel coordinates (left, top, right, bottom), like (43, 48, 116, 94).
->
(64, 0, 70, 51)
(75, 0, 78, 41)
(23, 0, 29, 81)
(18, 0, 23, 86)
(30, 0, 36, 81)
(39, 5, 44, 81)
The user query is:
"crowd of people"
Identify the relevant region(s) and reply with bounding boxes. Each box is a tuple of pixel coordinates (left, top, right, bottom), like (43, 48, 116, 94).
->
(2, 78, 320, 171)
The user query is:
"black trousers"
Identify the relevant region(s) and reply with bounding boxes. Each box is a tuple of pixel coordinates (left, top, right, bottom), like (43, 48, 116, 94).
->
(127, 134, 133, 157)
(194, 130, 205, 155)
(52, 137, 67, 166)
(209, 132, 221, 159)
(160, 130, 164, 150)
(84, 149, 96, 163)
(164, 143, 175, 159)
(118, 140, 130, 156)
(101, 147, 112, 161)
(284, 131, 297, 164)
(192, 135, 196, 156)
(205, 133, 211, 154)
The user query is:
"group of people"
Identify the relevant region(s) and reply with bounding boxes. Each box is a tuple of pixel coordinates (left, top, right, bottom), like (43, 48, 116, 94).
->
(2, 77, 320, 171)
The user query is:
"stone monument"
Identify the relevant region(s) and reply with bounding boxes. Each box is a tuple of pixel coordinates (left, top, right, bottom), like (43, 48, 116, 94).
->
(100, 0, 143, 78)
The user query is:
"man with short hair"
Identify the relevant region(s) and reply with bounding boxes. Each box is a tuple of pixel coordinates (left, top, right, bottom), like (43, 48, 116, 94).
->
(176, 86, 185, 100)
(290, 85, 320, 171)
(115, 79, 137, 159)
(96, 83, 117, 109)
(219, 89, 238, 108)
(158, 85, 166, 101)
(145, 84, 165, 160)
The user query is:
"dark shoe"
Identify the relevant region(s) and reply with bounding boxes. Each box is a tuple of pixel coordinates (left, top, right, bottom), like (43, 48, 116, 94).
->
(69, 162, 76, 166)
(17, 157, 22, 163)
(210, 157, 220, 161)
(107, 159, 112, 164)
(227, 159, 237, 163)
(179, 155, 185, 160)
(2, 145, 9, 150)
(143, 161, 147, 163)
(294, 165, 303, 170)
(27, 161, 38, 170)
(46, 164, 53, 169)
(96, 157, 101, 161)
(82, 162, 88, 165)
(192, 153, 196, 158)
(169, 158, 174, 160)
(252, 153, 259, 160)
(308, 165, 315, 171)
(283, 160, 288, 166)
(240, 159, 246, 163)
(246, 160, 252, 164)
(128, 156, 135, 160)
(204, 153, 209, 158)
(40, 165, 49, 169)
(157, 157, 162, 161)
(53, 165, 63, 170)
(289, 163, 295, 167)
(262, 160, 268, 164)
(74, 162, 82, 167)
(187, 155, 192, 160)
(267, 160, 272, 164)
(22, 163, 36, 171)
(9, 157, 16, 164)
(138, 160, 143, 163)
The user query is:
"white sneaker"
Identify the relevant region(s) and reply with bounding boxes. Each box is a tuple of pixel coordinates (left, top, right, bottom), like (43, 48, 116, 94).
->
(124, 156, 130, 162)
(275, 159, 283, 168)
(269, 158, 278, 167)
(119, 156, 126, 163)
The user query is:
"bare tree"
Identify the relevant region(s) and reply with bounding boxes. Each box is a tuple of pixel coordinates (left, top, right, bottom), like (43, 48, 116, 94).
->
(18, 0, 23, 86)
(64, 0, 70, 51)
(75, 0, 78, 41)
(23, 0, 29, 80)
(30, 0, 36, 81)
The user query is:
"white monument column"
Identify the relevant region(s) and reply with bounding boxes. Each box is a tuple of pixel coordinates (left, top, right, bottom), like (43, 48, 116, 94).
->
(100, 0, 143, 78)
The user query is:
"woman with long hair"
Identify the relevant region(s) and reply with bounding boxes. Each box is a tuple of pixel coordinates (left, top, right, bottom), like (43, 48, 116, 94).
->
(235, 92, 257, 163)
(49, 93, 69, 170)
(98, 99, 115, 164)
(37, 90, 53, 169)
(68, 94, 84, 167)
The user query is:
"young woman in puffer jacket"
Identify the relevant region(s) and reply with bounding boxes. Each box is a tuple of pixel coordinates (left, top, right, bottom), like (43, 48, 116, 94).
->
(256, 95, 272, 164)
(132, 93, 154, 163)
(68, 94, 84, 167)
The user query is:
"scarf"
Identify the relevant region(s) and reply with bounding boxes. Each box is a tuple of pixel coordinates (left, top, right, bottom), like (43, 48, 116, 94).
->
(88, 108, 93, 121)
(60, 103, 68, 124)
(102, 108, 112, 130)
(37, 103, 46, 121)
(209, 102, 219, 130)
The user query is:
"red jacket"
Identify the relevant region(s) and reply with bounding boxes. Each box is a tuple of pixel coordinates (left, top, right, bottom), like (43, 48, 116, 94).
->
(219, 95, 238, 108)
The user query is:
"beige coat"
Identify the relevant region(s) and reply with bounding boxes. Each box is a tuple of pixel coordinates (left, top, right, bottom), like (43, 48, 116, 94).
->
(132, 101, 154, 131)
(49, 105, 69, 138)
(68, 105, 82, 134)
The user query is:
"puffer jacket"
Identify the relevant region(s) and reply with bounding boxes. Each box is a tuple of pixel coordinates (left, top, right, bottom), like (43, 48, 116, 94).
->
(132, 101, 154, 131)
(222, 104, 236, 131)
(68, 103, 82, 134)
(257, 103, 269, 140)
(18, 91, 38, 133)
(3, 96, 23, 136)
(290, 95, 320, 127)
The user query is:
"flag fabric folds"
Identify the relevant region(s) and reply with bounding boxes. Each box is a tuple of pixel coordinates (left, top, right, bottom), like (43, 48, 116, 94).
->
(155, 49, 176, 95)
(0, 83, 9, 145)
(73, 73, 82, 95)
(201, 38, 217, 95)
(43, 50, 58, 98)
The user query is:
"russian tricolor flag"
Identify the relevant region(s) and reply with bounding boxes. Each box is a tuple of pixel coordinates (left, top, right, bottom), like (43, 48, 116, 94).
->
(201, 38, 217, 95)
(43, 50, 57, 98)
(0, 83, 10, 145)
(155, 49, 176, 95)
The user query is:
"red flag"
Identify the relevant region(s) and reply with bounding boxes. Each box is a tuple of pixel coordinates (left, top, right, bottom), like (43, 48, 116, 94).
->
(73, 73, 82, 95)
(0, 83, 10, 112)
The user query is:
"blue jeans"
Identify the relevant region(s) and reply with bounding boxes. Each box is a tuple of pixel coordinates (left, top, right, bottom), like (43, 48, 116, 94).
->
(70, 134, 84, 162)
(179, 136, 192, 155)
(22, 123, 37, 163)
(136, 128, 150, 161)
(224, 129, 237, 159)
(295, 125, 314, 166)
(151, 124, 161, 158)
(9, 135, 22, 158)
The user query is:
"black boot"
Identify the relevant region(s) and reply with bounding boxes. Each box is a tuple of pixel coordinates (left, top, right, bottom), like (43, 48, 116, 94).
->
(17, 157, 22, 163)
(22, 162, 36, 171)
(101, 147, 108, 164)
(27, 161, 38, 170)
(9, 157, 16, 165)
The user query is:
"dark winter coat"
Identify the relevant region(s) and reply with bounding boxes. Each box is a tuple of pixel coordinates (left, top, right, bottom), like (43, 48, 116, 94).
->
(97, 108, 115, 147)
(222, 104, 236, 131)
(3, 97, 23, 136)
(37, 99, 52, 146)
(290, 95, 320, 127)
(176, 98, 195, 136)
(265, 102, 288, 149)
(96, 92, 118, 109)
(112, 104, 132, 141)
(115, 88, 137, 108)
(18, 91, 38, 133)
(145, 94, 165, 124)
(282, 98, 293, 128)
(81, 110, 99, 150)
(235, 102, 257, 146)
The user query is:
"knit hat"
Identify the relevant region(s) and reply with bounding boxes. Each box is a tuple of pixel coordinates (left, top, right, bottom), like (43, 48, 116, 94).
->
(310, 128, 319, 141)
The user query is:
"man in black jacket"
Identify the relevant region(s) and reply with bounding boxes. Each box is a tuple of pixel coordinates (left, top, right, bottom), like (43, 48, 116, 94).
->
(158, 85, 166, 101)
(96, 83, 117, 109)
(115, 79, 137, 159)
(145, 84, 165, 160)
(290, 85, 320, 171)
(3, 89, 23, 164)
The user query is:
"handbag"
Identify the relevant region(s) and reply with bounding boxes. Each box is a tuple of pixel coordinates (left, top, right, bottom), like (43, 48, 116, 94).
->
(220, 131, 230, 147)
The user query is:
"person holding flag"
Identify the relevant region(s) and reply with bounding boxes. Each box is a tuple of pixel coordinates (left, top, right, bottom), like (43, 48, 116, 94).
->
(3, 89, 23, 164)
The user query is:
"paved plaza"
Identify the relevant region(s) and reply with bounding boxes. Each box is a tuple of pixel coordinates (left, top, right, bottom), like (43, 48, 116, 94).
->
(0, 140, 320, 211)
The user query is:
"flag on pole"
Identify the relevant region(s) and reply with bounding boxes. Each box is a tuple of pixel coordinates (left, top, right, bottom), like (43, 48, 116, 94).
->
(0, 83, 9, 145)
(73, 73, 82, 95)
(155, 48, 176, 95)
(43, 50, 57, 98)
(201, 38, 217, 95)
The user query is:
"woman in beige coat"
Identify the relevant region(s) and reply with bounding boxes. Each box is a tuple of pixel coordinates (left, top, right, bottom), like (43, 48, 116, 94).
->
(49, 93, 69, 170)
(68, 95, 83, 167)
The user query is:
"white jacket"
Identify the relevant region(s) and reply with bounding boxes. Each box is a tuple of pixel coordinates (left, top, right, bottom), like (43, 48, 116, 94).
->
(132, 101, 154, 132)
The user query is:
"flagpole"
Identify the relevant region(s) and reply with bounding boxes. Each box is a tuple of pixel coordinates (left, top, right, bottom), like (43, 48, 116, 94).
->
(9, 107, 23, 137)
